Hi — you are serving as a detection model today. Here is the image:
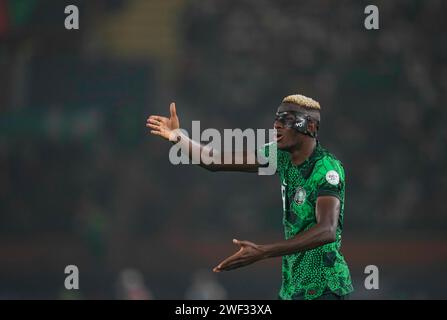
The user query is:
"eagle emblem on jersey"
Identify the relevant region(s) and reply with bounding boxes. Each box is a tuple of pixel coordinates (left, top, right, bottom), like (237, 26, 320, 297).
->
(293, 187, 306, 205)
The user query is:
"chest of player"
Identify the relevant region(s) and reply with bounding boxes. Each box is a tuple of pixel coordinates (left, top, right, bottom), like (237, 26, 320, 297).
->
(279, 164, 319, 233)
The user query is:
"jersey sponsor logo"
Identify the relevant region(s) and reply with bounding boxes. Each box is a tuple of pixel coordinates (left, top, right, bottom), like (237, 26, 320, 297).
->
(325, 170, 340, 186)
(293, 187, 306, 205)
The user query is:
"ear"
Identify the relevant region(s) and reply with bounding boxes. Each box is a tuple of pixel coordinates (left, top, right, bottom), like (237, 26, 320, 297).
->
(307, 120, 317, 133)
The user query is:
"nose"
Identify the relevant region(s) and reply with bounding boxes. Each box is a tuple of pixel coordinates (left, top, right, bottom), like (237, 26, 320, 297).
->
(274, 120, 284, 129)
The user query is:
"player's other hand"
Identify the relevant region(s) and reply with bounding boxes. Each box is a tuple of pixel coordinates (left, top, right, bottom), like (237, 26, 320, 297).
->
(146, 102, 180, 141)
(213, 239, 265, 272)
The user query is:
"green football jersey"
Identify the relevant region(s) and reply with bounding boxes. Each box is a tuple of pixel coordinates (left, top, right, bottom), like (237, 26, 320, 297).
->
(259, 141, 354, 300)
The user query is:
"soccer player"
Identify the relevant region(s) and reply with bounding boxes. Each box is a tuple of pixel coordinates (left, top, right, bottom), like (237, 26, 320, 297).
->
(146, 94, 353, 300)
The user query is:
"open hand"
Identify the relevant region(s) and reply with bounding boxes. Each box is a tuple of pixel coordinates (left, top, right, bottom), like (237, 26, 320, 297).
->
(213, 239, 265, 272)
(146, 102, 180, 141)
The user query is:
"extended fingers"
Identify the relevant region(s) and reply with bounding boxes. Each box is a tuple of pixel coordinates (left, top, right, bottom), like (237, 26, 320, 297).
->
(215, 258, 247, 272)
(147, 118, 161, 125)
(219, 261, 247, 271)
(212, 239, 244, 272)
(147, 123, 160, 130)
(147, 115, 167, 123)
(150, 130, 162, 136)
(213, 252, 243, 272)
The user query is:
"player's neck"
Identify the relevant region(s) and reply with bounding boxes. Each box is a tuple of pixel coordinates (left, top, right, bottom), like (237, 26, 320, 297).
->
(290, 138, 316, 166)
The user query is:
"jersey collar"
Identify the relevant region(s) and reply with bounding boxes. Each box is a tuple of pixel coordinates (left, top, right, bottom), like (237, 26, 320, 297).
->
(291, 140, 324, 178)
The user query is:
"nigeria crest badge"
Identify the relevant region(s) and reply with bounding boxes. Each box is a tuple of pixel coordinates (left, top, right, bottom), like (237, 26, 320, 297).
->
(293, 187, 306, 205)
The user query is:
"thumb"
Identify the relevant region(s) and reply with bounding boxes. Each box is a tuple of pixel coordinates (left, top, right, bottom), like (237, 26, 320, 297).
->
(235, 239, 255, 247)
(170, 102, 177, 118)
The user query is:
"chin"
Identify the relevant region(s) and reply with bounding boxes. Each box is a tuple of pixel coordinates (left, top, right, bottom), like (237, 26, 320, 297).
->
(277, 141, 289, 151)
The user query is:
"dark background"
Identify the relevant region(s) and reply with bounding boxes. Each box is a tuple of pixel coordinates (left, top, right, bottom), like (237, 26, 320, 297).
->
(0, 0, 446, 299)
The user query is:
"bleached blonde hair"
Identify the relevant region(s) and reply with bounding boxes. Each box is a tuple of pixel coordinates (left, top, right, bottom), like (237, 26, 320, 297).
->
(282, 94, 321, 110)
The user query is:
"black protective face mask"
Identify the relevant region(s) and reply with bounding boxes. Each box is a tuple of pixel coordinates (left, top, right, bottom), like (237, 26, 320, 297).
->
(274, 111, 319, 138)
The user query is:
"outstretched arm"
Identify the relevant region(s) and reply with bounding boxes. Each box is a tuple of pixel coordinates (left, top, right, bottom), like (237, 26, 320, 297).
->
(147, 102, 260, 173)
(213, 196, 340, 272)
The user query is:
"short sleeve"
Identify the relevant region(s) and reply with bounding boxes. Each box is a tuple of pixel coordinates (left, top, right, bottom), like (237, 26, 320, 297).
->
(316, 158, 345, 200)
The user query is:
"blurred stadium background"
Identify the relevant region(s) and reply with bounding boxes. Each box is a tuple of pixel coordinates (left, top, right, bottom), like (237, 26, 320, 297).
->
(1, 0, 446, 299)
